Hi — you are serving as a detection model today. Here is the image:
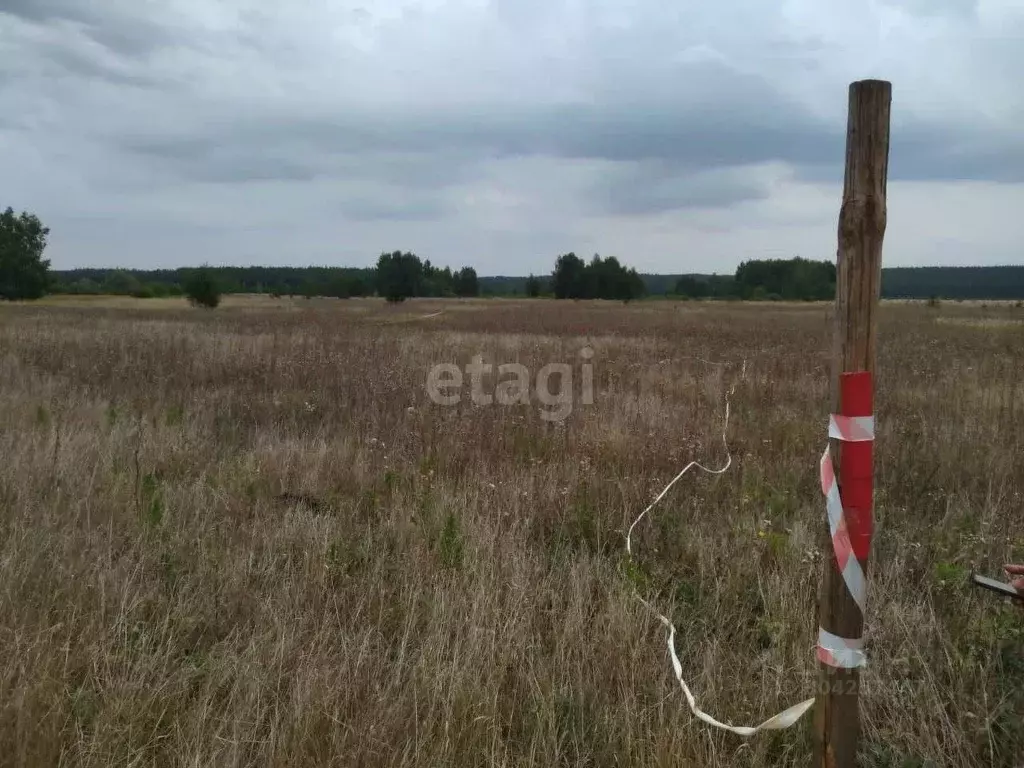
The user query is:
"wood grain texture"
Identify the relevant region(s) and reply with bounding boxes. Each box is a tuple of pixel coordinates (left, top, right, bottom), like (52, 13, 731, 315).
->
(814, 79, 891, 768)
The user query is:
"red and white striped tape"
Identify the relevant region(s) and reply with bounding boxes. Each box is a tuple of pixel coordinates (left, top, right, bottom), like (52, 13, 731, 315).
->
(817, 374, 875, 669)
(817, 627, 866, 669)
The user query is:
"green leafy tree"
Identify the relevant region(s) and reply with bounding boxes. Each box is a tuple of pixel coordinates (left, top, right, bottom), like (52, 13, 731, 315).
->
(586, 254, 612, 298)
(734, 257, 834, 300)
(376, 251, 423, 302)
(0, 207, 51, 300)
(622, 266, 645, 302)
(552, 252, 587, 299)
(421, 260, 455, 296)
(453, 266, 479, 297)
(588, 255, 645, 301)
(551, 252, 645, 301)
(525, 274, 542, 297)
(184, 267, 221, 308)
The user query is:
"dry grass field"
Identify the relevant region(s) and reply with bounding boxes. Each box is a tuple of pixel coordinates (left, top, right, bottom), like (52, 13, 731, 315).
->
(1, 296, 1022, 767)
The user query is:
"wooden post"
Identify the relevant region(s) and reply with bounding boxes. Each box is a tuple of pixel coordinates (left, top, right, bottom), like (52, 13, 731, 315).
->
(814, 79, 891, 767)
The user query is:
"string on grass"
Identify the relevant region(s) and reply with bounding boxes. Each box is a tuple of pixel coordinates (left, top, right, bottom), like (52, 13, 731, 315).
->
(623, 360, 815, 736)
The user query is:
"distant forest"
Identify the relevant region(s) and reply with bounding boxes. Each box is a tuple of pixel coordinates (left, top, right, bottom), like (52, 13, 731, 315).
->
(879, 266, 1024, 300)
(49, 263, 1024, 301)
(485, 265, 1024, 300)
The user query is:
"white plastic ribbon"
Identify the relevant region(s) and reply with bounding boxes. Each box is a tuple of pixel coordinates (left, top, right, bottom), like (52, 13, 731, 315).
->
(625, 373, 815, 737)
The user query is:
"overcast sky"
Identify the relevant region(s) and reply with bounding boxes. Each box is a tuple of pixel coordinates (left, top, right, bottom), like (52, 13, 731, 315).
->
(2, 1, 1022, 274)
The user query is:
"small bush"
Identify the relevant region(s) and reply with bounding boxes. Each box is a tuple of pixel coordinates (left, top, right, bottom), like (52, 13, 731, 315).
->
(184, 268, 221, 309)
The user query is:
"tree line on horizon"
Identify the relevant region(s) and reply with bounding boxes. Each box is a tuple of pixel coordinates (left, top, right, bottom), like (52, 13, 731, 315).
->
(4, 206, 1024, 303)
(42, 259, 1024, 304)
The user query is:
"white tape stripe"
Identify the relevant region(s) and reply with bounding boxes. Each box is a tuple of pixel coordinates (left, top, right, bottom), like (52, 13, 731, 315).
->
(841, 557, 867, 614)
(821, 448, 867, 613)
(817, 627, 867, 669)
(828, 414, 874, 442)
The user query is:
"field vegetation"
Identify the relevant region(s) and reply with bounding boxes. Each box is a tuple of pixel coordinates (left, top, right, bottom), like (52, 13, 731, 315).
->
(1, 296, 1022, 766)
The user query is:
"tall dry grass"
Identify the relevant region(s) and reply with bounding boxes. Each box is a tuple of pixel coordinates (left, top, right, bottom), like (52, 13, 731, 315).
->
(0, 297, 1021, 767)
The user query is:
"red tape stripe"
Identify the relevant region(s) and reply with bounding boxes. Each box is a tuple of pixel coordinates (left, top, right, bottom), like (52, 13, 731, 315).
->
(838, 371, 873, 562)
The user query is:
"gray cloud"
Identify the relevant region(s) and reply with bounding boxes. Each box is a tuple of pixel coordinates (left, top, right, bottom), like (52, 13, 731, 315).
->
(794, 121, 1024, 186)
(0, 0, 181, 57)
(891, 126, 1024, 184)
(1, 0, 92, 24)
(37, 39, 162, 88)
(120, 96, 840, 184)
(879, 0, 978, 18)
(336, 196, 448, 223)
(588, 162, 772, 215)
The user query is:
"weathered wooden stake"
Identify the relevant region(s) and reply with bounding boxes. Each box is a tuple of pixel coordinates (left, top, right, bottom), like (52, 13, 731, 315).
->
(814, 79, 891, 767)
